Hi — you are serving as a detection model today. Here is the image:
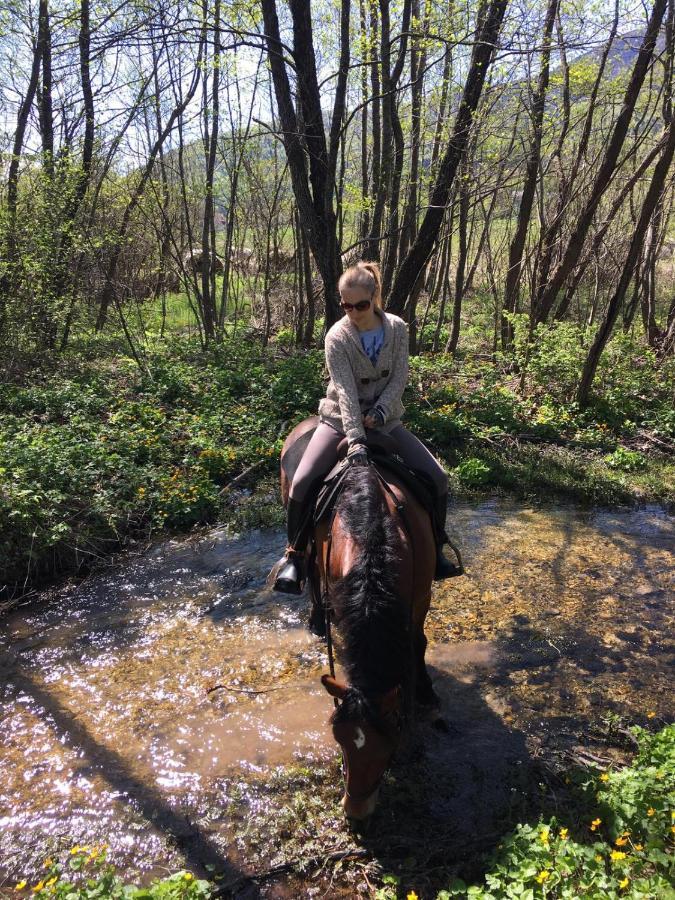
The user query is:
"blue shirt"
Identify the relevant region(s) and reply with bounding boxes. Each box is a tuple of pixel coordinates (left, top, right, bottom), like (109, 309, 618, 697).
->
(359, 325, 384, 366)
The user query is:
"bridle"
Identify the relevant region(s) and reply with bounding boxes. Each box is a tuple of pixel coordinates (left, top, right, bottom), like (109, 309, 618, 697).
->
(320, 458, 414, 688)
(320, 459, 415, 800)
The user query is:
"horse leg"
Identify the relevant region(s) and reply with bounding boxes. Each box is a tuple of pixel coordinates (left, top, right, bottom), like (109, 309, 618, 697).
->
(307, 545, 326, 637)
(413, 629, 439, 709)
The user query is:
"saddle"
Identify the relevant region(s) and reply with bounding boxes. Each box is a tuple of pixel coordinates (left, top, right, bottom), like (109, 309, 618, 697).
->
(282, 418, 436, 532)
(313, 435, 437, 528)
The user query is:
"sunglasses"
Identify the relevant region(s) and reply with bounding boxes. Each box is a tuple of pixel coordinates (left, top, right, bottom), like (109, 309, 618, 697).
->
(340, 299, 371, 312)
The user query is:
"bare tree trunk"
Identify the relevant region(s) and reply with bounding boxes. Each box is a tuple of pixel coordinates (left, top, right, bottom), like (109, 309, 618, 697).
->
(577, 114, 675, 406)
(38, 0, 54, 178)
(446, 165, 468, 355)
(261, 0, 347, 327)
(0, 18, 42, 327)
(399, 0, 428, 262)
(501, 0, 558, 349)
(430, 4, 453, 177)
(387, 0, 509, 316)
(359, 0, 371, 241)
(536, 0, 668, 326)
(95, 32, 205, 332)
(535, 2, 618, 305)
(557, 136, 668, 320)
(432, 206, 454, 352)
(201, 0, 220, 341)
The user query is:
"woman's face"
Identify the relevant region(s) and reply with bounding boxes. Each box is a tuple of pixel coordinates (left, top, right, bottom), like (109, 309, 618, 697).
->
(339, 285, 374, 324)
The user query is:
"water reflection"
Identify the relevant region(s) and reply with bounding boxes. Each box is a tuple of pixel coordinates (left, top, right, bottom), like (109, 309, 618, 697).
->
(0, 500, 672, 887)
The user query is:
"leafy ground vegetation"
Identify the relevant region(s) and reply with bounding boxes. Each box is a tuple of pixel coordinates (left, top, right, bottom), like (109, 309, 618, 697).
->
(8, 724, 674, 898)
(1, 316, 673, 606)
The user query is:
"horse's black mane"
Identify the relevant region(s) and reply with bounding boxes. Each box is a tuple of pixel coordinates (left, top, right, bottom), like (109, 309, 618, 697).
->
(331, 466, 410, 727)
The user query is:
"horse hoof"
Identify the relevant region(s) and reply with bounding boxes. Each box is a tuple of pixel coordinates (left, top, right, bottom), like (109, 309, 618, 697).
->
(432, 715, 460, 735)
(416, 693, 442, 715)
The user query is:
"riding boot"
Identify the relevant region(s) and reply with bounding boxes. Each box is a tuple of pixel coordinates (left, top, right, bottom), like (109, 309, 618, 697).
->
(273, 497, 312, 594)
(433, 492, 463, 580)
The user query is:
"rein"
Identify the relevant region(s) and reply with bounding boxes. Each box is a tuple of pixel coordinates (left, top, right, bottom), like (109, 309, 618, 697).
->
(321, 460, 415, 709)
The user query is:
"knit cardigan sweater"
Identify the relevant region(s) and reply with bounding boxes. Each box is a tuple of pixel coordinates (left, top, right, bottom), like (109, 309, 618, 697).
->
(318, 310, 408, 446)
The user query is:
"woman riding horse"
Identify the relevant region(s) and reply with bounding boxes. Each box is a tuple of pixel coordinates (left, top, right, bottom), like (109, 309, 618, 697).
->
(272, 260, 457, 594)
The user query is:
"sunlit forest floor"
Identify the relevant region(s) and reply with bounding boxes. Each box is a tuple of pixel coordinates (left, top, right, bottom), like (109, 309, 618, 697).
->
(2, 294, 674, 606)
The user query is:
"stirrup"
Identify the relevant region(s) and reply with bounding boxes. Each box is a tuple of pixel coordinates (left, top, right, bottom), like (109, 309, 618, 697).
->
(434, 547, 463, 581)
(272, 549, 305, 595)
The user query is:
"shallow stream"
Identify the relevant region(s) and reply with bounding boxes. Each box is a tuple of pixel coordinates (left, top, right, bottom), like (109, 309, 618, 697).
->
(0, 499, 672, 896)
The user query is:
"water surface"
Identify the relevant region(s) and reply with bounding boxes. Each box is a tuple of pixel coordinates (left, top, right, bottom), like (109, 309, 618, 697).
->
(0, 500, 672, 892)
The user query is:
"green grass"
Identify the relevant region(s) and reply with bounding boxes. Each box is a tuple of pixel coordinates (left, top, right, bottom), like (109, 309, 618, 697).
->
(2, 320, 673, 603)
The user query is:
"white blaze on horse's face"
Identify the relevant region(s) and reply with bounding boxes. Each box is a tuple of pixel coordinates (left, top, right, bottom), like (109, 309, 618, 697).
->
(353, 726, 366, 750)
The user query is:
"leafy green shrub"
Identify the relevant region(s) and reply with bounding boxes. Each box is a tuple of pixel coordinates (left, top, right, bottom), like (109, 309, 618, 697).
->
(14, 846, 211, 899)
(268, 350, 324, 422)
(529, 321, 588, 401)
(463, 381, 527, 434)
(0, 339, 295, 595)
(454, 457, 491, 485)
(504, 314, 587, 402)
(604, 447, 647, 471)
(437, 725, 675, 899)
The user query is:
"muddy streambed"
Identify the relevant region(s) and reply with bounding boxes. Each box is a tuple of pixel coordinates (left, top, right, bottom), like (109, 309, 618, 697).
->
(0, 499, 673, 897)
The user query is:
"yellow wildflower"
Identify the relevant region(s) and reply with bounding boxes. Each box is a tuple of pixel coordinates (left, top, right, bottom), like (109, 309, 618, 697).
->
(559, 827, 569, 840)
(671, 826, 675, 835)
(15, 882, 27, 891)
(183, 873, 194, 882)
(600, 773, 610, 782)
(590, 818, 602, 831)
(407, 894, 419, 900)
(31, 883, 44, 893)
(610, 851, 627, 861)
(595, 855, 603, 863)
(634, 844, 643, 851)
(619, 878, 629, 889)
(42, 860, 53, 869)
(647, 807, 655, 816)
(646, 711, 656, 719)
(615, 836, 628, 847)
(536, 871, 550, 884)
(45, 879, 56, 888)
(540, 828, 550, 844)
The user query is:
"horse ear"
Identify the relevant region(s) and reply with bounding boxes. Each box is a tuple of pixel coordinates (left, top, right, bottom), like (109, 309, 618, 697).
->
(380, 685, 401, 713)
(321, 674, 348, 698)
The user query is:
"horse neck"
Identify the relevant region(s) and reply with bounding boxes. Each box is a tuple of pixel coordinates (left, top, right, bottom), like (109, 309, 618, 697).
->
(330, 467, 410, 699)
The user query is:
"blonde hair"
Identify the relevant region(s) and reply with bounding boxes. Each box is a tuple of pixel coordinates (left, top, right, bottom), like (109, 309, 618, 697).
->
(338, 261, 383, 309)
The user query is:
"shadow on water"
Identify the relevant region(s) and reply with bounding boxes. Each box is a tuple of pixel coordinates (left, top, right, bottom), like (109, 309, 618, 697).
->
(6, 670, 257, 895)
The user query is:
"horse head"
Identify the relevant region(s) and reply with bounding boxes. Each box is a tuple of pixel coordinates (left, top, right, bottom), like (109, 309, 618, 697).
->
(322, 674, 403, 820)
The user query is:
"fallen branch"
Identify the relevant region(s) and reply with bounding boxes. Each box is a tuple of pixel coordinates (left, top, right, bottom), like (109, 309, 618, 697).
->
(206, 682, 281, 696)
(219, 460, 267, 495)
(212, 847, 369, 895)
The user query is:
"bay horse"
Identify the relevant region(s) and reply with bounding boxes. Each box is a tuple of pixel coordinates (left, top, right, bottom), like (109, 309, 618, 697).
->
(279, 417, 438, 820)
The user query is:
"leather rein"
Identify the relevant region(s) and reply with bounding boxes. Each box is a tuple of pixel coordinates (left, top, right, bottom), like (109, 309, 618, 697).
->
(320, 459, 415, 800)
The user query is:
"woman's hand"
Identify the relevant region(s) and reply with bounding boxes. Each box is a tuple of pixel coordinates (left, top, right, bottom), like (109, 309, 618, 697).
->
(347, 440, 369, 467)
(363, 406, 385, 429)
